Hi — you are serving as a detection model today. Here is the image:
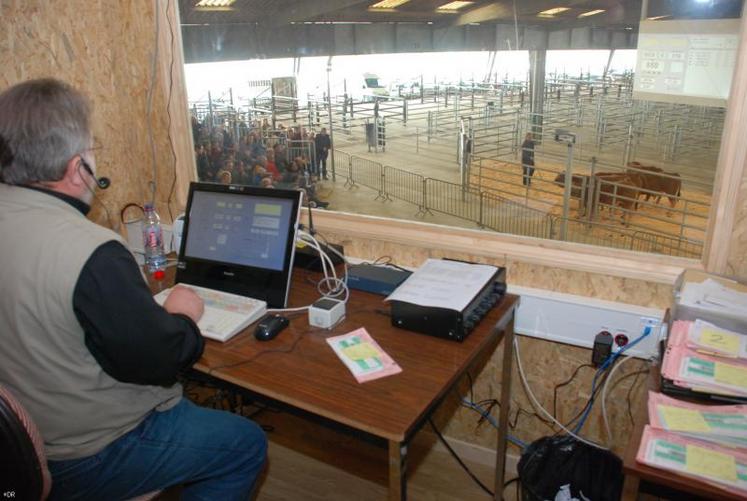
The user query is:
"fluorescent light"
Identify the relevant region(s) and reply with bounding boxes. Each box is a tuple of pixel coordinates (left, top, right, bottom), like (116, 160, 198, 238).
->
(436, 1, 474, 12)
(369, 0, 411, 8)
(647, 15, 671, 20)
(195, 0, 236, 7)
(538, 7, 571, 18)
(538, 7, 570, 16)
(578, 9, 605, 18)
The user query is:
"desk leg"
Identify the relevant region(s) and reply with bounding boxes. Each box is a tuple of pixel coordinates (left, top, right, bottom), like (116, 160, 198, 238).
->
(388, 441, 407, 501)
(621, 474, 640, 501)
(494, 314, 515, 501)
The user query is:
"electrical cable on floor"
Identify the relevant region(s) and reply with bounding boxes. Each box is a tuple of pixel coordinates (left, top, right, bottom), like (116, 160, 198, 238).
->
(553, 363, 594, 419)
(514, 336, 610, 450)
(428, 418, 494, 497)
(460, 398, 527, 449)
(457, 372, 528, 448)
(573, 326, 652, 436)
(602, 354, 638, 444)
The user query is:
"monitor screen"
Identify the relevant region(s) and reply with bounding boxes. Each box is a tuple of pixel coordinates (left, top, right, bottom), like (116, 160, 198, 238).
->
(184, 190, 295, 271)
(176, 183, 303, 308)
(633, 19, 740, 107)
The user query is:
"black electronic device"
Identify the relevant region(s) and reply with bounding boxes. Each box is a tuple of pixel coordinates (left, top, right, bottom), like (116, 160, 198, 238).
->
(347, 264, 412, 296)
(176, 182, 303, 308)
(293, 241, 345, 271)
(592, 331, 613, 367)
(254, 314, 289, 341)
(79, 158, 110, 189)
(389, 266, 507, 341)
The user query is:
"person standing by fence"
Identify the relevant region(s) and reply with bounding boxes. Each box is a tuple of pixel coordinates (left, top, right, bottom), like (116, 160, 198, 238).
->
(521, 132, 536, 186)
(314, 127, 331, 180)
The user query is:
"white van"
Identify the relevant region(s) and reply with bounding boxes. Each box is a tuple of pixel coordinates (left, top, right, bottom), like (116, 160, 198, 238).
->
(360, 73, 389, 101)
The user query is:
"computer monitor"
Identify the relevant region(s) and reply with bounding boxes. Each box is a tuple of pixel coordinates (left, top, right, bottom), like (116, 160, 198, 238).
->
(176, 182, 303, 308)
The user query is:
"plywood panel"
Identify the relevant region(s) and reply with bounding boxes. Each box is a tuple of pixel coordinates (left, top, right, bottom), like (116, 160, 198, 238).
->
(0, 0, 194, 230)
(726, 171, 747, 280)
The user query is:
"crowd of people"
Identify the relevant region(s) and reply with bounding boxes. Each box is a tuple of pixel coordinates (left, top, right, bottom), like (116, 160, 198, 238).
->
(191, 116, 331, 208)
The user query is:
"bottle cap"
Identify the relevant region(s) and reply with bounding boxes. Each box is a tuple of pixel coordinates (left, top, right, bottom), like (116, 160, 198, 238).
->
(153, 269, 165, 281)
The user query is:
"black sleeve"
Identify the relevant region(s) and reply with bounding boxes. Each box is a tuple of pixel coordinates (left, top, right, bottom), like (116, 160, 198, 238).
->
(73, 241, 204, 386)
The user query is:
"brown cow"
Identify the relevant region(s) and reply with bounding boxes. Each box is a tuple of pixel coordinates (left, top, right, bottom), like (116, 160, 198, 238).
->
(593, 174, 642, 224)
(554, 172, 640, 224)
(626, 162, 681, 210)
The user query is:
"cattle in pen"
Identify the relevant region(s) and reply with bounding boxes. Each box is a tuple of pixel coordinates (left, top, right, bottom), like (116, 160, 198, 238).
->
(626, 162, 682, 211)
(554, 171, 641, 224)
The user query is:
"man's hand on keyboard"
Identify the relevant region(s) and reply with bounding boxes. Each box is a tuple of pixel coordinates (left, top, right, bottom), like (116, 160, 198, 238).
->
(163, 286, 205, 324)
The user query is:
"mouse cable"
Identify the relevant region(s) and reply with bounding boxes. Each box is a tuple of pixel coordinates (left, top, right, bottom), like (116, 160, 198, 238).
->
(207, 329, 308, 374)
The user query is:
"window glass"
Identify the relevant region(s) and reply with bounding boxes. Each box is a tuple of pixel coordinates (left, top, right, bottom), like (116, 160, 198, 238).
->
(183, 1, 744, 260)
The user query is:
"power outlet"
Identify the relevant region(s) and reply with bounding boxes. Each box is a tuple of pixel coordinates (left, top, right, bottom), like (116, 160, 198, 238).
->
(510, 285, 663, 359)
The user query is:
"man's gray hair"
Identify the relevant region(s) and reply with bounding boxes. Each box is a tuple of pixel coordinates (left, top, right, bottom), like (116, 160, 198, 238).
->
(0, 78, 91, 185)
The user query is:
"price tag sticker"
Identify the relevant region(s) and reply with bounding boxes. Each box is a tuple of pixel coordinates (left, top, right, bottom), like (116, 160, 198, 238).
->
(700, 327, 741, 356)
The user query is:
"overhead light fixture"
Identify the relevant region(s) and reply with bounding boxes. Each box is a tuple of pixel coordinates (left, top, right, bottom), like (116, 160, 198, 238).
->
(647, 15, 671, 20)
(436, 1, 474, 12)
(369, 0, 411, 9)
(578, 9, 605, 18)
(537, 7, 571, 18)
(195, 0, 236, 7)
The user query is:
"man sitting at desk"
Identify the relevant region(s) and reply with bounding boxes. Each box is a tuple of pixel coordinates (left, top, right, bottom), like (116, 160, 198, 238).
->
(0, 79, 267, 500)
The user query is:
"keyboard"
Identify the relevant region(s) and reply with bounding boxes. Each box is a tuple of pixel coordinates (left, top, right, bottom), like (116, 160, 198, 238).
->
(154, 283, 267, 342)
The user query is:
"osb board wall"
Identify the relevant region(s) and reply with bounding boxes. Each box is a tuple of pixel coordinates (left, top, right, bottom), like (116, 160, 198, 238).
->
(320, 229, 663, 454)
(0, 0, 194, 229)
(727, 172, 747, 280)
(433, 336, 649, 457)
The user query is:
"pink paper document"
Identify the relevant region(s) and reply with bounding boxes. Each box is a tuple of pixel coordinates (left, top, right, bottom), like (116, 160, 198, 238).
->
(326, 328, 402, 383)
(637, 426, 747, 497)
(662, 323, 747, 397)
(647, 391, 747, 449)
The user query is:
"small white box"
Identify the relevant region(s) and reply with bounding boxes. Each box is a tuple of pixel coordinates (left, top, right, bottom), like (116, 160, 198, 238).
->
(309, 298, 346, 329)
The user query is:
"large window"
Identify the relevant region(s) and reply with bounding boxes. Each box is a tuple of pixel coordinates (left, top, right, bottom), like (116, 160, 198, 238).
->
(181, 0, 744, 261)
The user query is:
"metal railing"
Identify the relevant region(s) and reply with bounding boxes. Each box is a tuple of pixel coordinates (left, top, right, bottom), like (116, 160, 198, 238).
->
(331, 149, 699, 258)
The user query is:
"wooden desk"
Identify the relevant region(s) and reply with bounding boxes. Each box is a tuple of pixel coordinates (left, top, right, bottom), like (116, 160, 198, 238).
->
(621, 368, 744, 501)
(153, 269, 518, 500)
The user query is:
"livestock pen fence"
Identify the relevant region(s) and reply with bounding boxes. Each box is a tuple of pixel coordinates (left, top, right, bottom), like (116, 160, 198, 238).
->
(468, 152, 708, 252)
(331, 149, 703, 258)
(190, 73, 723, 179)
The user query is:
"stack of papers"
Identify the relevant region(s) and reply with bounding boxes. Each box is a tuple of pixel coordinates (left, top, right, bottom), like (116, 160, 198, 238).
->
(637, 426, 747, 496)
(637, 391, 747, 496)
(327, 328, 402, 383)
(648, 391, 747, 449)
(662, 320, 747, 398)
(679, 278, 747, 318)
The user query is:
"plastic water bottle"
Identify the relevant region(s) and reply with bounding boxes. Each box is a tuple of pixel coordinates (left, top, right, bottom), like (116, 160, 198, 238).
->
(142, 203, 167, 279)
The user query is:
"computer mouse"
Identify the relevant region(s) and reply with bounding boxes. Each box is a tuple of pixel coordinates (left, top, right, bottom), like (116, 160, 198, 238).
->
(254, 314, 289, 341)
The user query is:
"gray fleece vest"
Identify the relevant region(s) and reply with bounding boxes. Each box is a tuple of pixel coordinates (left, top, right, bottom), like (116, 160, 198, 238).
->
(0, 184, 181, 460)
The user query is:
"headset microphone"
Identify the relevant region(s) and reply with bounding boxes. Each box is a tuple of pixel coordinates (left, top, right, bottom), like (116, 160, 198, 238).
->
(80, 158, 111, 189)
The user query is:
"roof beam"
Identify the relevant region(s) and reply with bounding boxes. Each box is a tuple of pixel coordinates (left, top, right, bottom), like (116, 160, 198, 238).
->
(453, 3, 512, 26)
(269, 0, 371, 26)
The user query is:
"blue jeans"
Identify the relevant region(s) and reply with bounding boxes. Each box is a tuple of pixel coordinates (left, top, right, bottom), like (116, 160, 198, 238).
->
(47, 398, 267, 501)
